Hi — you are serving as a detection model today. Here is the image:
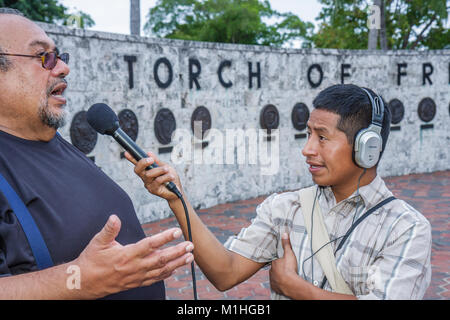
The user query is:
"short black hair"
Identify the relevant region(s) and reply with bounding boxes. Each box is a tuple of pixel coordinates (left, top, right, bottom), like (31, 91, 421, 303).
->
(0, 7, 25, 72)
(313, 84, 391, 163)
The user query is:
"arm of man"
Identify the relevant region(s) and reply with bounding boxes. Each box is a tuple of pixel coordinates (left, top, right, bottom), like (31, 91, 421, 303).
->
(0, 215, 194, 299)
(125, 152, 265, 291)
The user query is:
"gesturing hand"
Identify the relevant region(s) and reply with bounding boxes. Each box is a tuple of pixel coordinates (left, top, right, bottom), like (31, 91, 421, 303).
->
(75, 214, 194, 299)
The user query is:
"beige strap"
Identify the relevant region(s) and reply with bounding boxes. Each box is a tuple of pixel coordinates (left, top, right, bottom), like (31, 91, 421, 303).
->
(299, 186, 353, 295)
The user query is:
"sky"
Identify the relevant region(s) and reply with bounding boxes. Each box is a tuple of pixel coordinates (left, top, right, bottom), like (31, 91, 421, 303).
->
(59, 0, 324, 47)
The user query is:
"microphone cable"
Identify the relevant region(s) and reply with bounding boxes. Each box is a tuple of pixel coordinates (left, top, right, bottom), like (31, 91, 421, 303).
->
(160, 181, 198, 300)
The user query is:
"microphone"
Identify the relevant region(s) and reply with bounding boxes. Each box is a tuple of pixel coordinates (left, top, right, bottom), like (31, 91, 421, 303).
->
(86, 103, 182, 198)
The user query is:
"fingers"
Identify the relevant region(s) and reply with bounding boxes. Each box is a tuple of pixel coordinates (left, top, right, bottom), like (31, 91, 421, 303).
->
(127, 228, 183, 259)
(142, 248, 195, 284)
(142, 166, 169, 181)
(281, 232, 293, 253)
(126, 234, 195, 286)
(94, 215, 121, 245)
(131, 155, 172, 182)
(136, 164, 175, 188)
(124, 151, 165, 171)
(144, 241, 194, 270)
(123, 151, 137, 165)
(145, 151, 163, 166)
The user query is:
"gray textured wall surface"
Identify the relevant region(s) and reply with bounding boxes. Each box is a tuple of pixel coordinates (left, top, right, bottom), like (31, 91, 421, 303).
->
(40, 23, 450, 223)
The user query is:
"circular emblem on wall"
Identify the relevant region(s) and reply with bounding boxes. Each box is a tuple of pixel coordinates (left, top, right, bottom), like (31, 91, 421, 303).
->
(191, 106, 212, 139)
(118, 109, 139, 142)
(291, 103, 310, 131)
(418, 98, 436, 123)
(388, 99, 405, 125)
(70, 111, 98, 154)
(260, 104, 279, 133)
(154, 108, 176, 145)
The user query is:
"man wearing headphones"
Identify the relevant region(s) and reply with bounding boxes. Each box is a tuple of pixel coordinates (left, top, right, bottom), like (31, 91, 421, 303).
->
(127, 84, 432, 299)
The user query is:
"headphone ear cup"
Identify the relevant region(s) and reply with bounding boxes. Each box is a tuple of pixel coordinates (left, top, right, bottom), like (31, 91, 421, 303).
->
(354, 128, 382, 168)
(353, 128, 365, 168)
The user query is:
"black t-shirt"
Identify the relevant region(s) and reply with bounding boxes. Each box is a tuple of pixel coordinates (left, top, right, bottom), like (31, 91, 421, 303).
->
(0, 130, 165, 299)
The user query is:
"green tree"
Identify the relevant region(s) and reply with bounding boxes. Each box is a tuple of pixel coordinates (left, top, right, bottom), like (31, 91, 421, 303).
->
(312, 0, 449, 50)
(0, 0, 95, 29)
(144, 0, 314, 47)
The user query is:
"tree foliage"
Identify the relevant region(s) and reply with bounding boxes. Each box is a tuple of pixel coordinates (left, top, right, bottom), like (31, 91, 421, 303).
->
(144, 0, 314, 47)
(0, 0, 95, 29)
(312, 0, 449, 49)
(145, 0, 449, 49)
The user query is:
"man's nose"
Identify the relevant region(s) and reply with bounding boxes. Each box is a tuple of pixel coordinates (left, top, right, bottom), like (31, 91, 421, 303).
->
(302, 136, 318, 158)
(51, 57, 70, 78)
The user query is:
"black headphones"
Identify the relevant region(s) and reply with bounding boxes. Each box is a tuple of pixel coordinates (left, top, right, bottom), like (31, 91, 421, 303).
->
(353, 88, 385, 169)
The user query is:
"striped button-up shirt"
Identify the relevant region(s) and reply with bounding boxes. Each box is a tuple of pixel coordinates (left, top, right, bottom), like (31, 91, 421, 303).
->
(224, 175, 432, 300)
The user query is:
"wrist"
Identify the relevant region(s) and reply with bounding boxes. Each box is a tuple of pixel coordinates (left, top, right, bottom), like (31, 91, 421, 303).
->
(282, 272, 307, 299)
(71, 255, 106, 300)
(168, 186, 186, 205)
(168, 196, 181, 207)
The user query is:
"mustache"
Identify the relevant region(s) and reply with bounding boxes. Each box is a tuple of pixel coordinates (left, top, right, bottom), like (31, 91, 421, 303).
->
(46, 78, 68, 96)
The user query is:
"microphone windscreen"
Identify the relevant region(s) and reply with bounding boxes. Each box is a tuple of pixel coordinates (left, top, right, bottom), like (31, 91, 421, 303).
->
(87, 103, 119, 135)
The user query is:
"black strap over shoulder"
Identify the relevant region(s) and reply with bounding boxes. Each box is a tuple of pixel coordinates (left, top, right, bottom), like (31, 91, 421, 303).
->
(320, 196, 396, 290)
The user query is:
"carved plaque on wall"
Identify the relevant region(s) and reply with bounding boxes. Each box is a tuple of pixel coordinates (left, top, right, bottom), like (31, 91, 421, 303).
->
(260, 104, 279, 134)
(291, 103, 310, 131)
(191, 106, 212, 139)
(70, 111, 97, 154)
(388, 99, 405, 125)
(154, 108, 176, 145)
(418, 98, 436, 123)
(118, 109, 139, 142)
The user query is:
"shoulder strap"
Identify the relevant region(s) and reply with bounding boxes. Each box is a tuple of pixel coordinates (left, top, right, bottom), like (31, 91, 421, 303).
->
(320, 195, 397, 289)
(0, 172, 53, 270)
(299, 186, 353, 295)
(335, 196, 396, 254)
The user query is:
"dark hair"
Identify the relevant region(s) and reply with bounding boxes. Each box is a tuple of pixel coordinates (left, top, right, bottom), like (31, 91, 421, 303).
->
(313, 84, 391, 163)
(0, 8, 25, 72)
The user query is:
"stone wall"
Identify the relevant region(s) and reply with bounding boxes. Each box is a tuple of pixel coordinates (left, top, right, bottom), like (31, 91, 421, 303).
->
(41, 23, 450, 223)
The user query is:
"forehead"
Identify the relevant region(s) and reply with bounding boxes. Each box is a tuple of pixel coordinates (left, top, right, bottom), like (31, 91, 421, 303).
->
(0, 14, 55, 52)
(307, 109, 340, 131)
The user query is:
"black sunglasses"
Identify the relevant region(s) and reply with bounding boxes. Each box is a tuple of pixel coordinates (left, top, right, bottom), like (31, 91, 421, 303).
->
(0, 51, 69, 70)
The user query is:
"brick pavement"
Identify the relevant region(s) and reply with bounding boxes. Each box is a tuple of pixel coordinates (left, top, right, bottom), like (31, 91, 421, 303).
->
(142, 170, 450, 300)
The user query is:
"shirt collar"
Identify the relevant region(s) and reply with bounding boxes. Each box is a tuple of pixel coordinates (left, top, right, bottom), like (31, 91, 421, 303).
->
(319, 175, 393, 216)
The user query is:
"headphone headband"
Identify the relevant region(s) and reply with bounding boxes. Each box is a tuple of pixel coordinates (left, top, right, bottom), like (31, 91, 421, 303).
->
(360, 88, 384, 128)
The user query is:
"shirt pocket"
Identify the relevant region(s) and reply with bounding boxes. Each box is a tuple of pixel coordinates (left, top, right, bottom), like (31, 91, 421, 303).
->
(348, 266, 370, 296)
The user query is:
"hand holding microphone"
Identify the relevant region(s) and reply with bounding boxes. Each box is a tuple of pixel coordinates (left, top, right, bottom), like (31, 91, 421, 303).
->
(124, 150, 183, 203)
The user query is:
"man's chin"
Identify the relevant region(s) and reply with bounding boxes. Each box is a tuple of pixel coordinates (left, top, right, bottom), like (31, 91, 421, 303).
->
(311, 175, 331, 188)
(39, 109, 67, 130)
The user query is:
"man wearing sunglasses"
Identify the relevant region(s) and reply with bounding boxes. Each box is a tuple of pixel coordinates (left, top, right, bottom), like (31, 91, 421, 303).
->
(0, 8, 194, 299)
